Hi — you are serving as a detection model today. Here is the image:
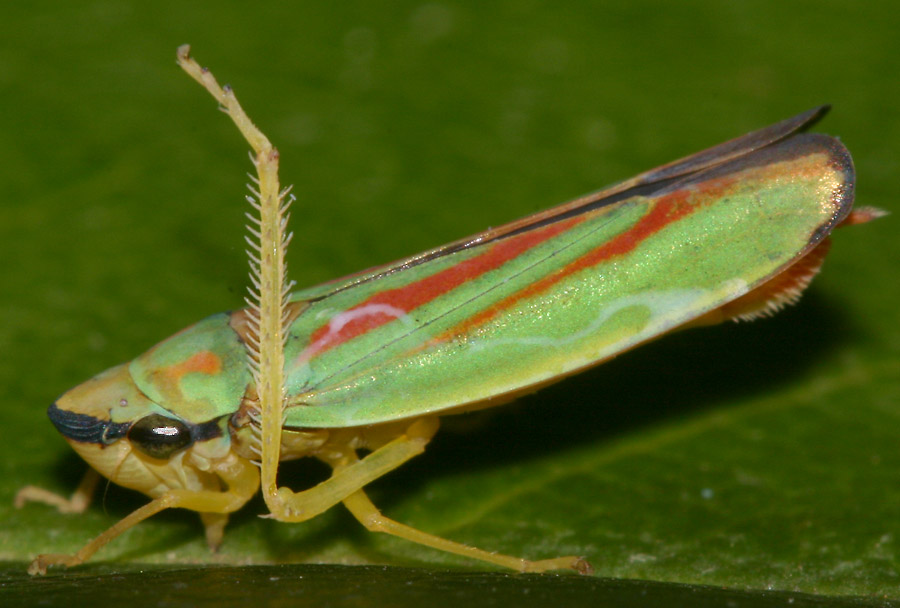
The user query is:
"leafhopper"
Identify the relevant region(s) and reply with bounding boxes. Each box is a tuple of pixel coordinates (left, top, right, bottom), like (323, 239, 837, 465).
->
(17, 47, 882, 575)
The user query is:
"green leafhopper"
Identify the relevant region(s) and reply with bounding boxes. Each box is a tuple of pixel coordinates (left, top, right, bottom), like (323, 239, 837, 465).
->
(16, 46, 883, 575)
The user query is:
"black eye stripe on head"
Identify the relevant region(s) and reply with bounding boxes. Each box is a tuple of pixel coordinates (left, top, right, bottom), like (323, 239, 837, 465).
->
(48, 402, 130, 445)
(47, 402, 223, 448)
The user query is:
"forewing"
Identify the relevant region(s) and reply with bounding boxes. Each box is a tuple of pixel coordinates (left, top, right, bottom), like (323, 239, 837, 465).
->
(284, 124, 853, 428)
(293, 107, 831, 303)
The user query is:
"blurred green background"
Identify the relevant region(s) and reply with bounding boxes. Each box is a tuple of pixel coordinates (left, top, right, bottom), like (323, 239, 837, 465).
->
(1, 1, 898, 604)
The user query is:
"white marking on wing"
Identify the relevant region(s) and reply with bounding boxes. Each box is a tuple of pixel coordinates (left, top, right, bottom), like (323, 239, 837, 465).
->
(295, 303, 414, 366)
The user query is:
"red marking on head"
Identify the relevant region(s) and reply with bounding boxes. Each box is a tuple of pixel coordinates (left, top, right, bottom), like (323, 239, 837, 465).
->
(304, 217, 585, 358)
(166, 350, 222, 381)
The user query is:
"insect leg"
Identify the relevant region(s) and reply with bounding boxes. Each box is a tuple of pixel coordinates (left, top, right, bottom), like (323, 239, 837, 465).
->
(176, 45, 291, 513)
(265, 417, 440, 521)
(268, 417, 590, 573)
(15, 467, 101, 514)
(341, 489, 592, 574)
(28, 453, 259, 575)
(200, 512, 230, 552)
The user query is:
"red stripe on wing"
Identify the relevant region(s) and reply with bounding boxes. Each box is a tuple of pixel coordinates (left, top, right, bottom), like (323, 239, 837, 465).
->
(441, 176, 735, 340)
(301, 215, 586, 359)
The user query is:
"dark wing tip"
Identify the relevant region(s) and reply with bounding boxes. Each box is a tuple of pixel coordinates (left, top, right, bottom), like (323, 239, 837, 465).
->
(796, 104, 831, 130)
(784, 133, 855, 242)
(633, 105, 834, 187)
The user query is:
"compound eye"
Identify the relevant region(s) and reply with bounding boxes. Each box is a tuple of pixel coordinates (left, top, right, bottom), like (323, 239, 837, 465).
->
(128, 414, 192, 459)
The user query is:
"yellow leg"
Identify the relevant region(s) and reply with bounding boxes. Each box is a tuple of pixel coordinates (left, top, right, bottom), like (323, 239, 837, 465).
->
(15, 468, 101, 514)
(176, 45, 289, 509)
(28, 454, 259, 575)
(265, 418, 440, 522)
(266, 417, 589, 573)
(200, 512, 230, 552)
(342, 489, 592, 574)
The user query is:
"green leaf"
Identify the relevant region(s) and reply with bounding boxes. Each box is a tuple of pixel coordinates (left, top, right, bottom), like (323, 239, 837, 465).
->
(1, 1, 898, 605)
(0, 565, 892, 608)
